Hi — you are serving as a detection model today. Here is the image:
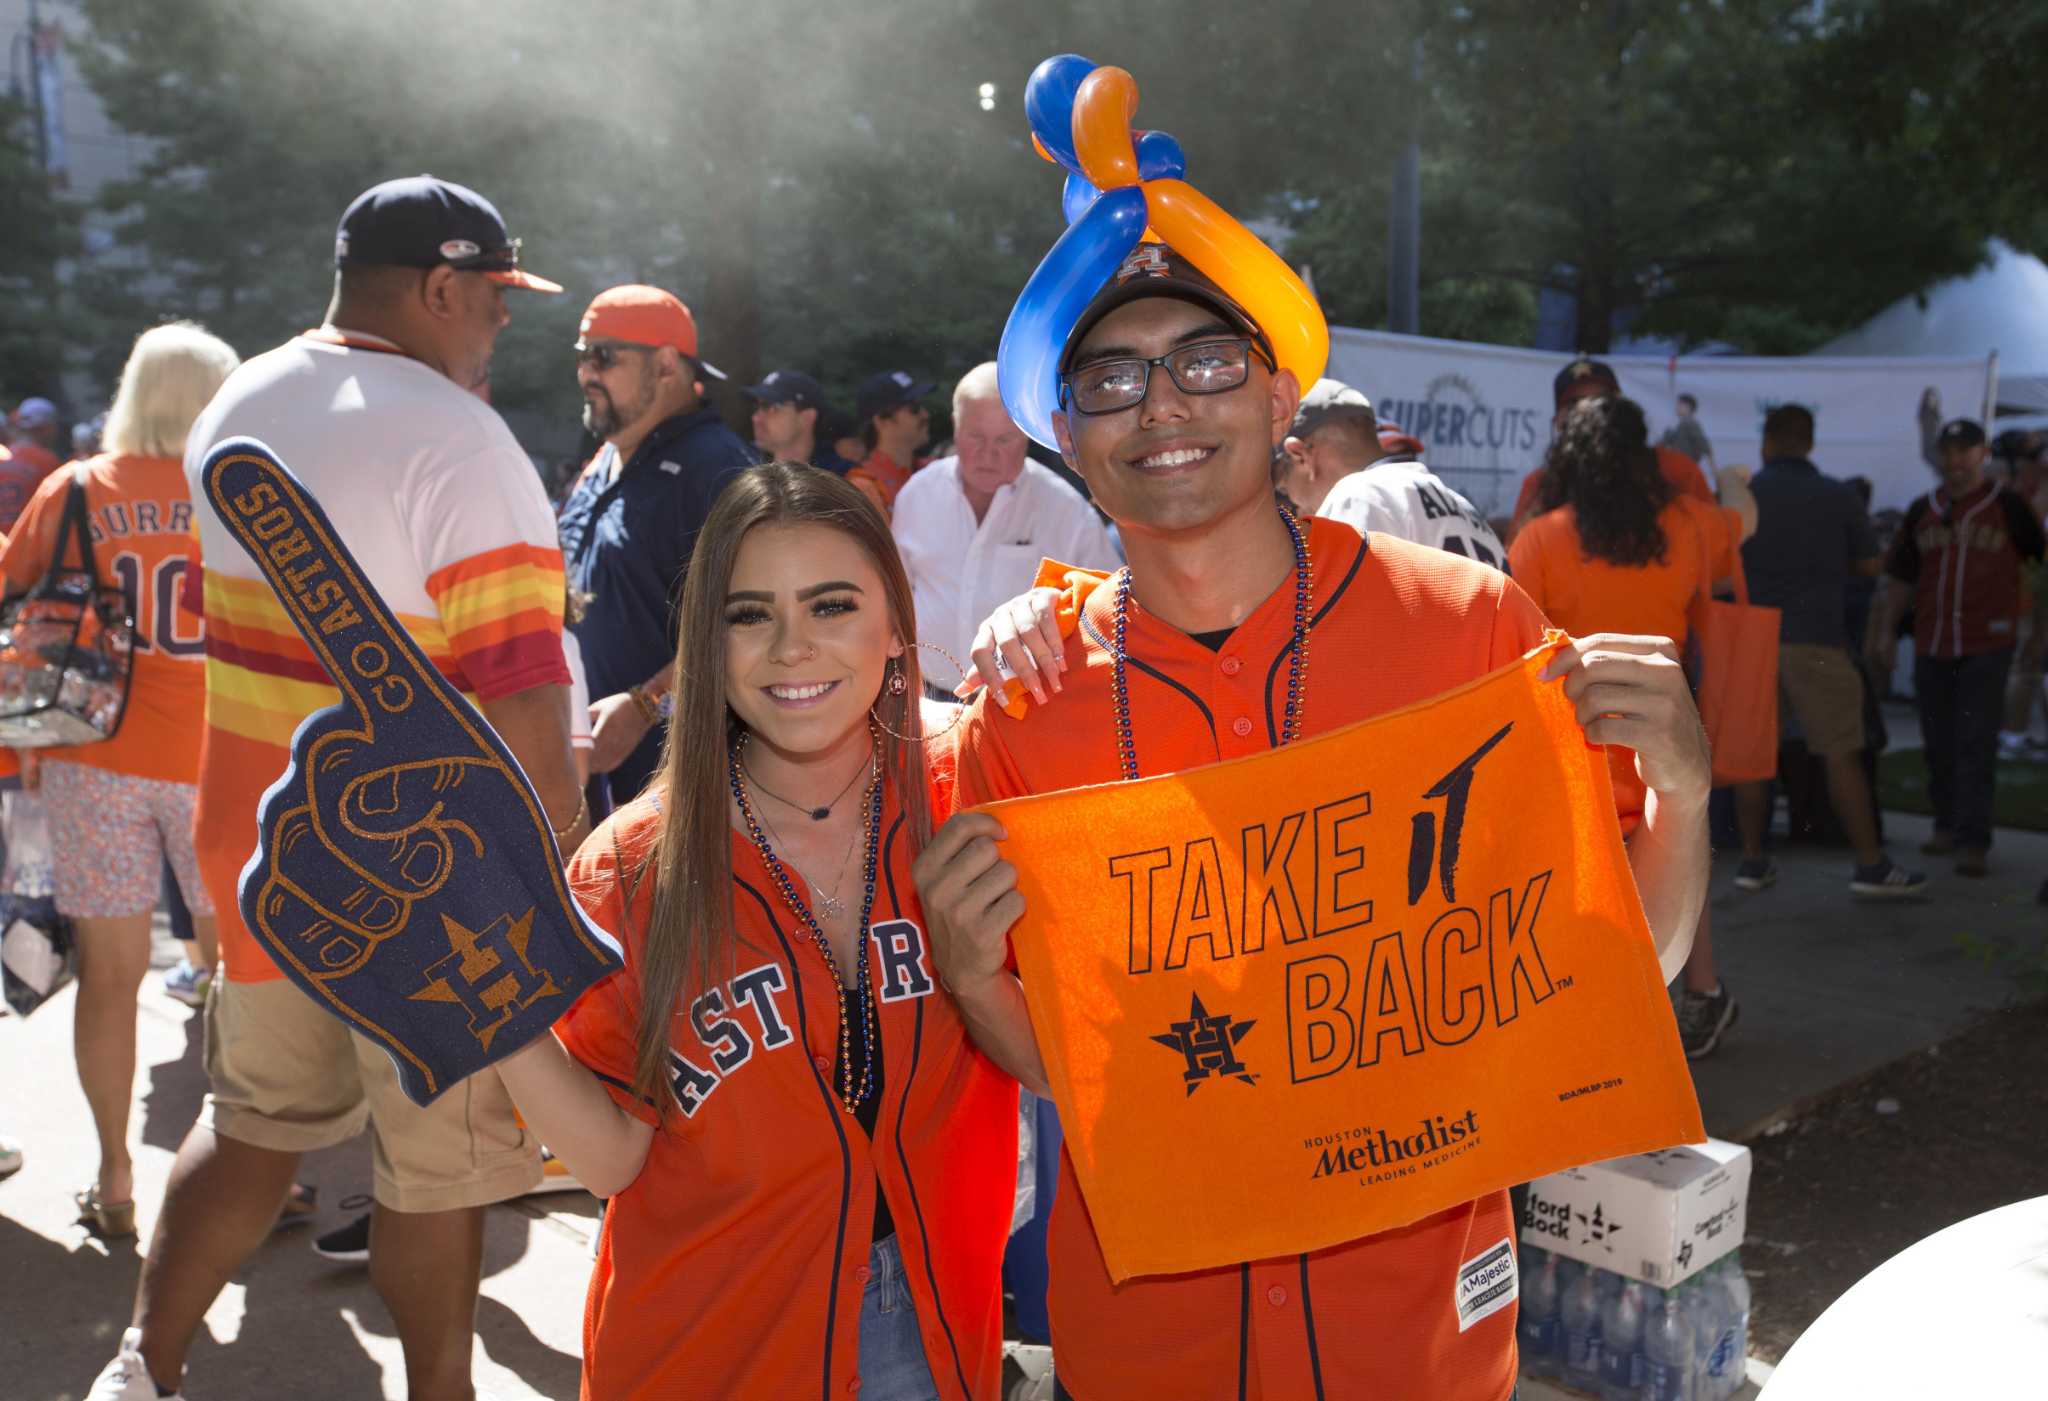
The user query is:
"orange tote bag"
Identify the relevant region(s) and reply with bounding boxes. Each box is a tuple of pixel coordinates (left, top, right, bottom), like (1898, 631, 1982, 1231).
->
(1690, 518, 1780, 786)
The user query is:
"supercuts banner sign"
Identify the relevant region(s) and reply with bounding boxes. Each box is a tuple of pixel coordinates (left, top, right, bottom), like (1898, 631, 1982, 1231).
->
(986, 637, 1704, 1282)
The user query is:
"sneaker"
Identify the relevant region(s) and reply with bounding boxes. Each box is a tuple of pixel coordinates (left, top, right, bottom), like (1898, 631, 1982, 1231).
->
(527, 1146, 588, 1197)
(1732, 858, 1777, 891)
(1920, 832, 1956, 856)
(162, 959, 211, 1009)
(86, 1328, 183, 1401)
(313, 1210, 370, 1263)
(1676, 982, 1739, 1060)
(1850, 860, 1929, 898)
(0, 1134, 21, 1178)
(1956, 848, 1990, 877)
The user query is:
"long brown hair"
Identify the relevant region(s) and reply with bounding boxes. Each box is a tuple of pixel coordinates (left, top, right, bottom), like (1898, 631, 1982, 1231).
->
(1539, 395, 1673, 567)
(630, 461, 932, 1108)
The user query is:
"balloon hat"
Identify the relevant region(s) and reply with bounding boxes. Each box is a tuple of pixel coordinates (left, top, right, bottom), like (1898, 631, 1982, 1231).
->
(997, 54, 1330, 451)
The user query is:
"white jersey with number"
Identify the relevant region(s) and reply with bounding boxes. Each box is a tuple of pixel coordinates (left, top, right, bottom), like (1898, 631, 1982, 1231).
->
(1315, 458, 1508, 573)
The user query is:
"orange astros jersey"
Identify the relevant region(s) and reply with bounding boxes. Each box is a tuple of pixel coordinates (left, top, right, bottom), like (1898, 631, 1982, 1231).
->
(955, 516, 1643, 1401)
(555, 774, 1019, 1400)
(0, 453, 206, 783)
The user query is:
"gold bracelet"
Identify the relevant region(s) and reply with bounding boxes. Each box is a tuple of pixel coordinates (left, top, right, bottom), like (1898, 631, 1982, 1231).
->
(627, 684, 661, 726)
(549, 789, 590, 842)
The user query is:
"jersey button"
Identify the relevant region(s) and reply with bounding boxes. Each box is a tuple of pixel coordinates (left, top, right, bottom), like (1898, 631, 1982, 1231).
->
(847, 1376, 861, 1394)
(1266, 1284, 1288, 1307)
(1220, 654, 1243, 676)
(814, 1054, 832, 1074)
(855, 1265, 872, 1285)
(1231, 716, 1254, 738)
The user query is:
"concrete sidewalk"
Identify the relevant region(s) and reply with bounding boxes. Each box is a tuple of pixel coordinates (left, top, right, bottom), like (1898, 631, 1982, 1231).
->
(0, 803, 2036, 1399)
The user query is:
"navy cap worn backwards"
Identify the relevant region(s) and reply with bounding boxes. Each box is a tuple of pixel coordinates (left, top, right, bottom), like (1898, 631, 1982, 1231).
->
(747, 370, 826, 411)
(856, 370, 936, 422)
(335, 175, 562, 293)
(1058, 243, 1273, 377)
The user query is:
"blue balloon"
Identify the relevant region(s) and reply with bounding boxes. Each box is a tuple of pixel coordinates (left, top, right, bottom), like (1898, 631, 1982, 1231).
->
(998, 184, 1148, 450)
(1061, 170, 1100, 227)
(1024, 53, 1095, 177)
(1136, 129, 1187, 182)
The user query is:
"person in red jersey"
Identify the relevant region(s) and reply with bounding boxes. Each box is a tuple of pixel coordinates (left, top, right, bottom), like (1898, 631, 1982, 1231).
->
(499, 462, 1018, 1399)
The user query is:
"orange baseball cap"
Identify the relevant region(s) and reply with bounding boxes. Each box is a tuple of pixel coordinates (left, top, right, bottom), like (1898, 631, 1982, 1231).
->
(577, 285, 725, 380)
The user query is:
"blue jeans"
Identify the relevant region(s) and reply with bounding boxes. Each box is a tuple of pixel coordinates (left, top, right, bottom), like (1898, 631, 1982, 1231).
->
(1915, 647, 2013, 851)
(858, 1234, 939, 1400)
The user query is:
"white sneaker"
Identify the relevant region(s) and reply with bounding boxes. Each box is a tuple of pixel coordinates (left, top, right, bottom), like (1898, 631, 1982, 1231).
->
(87, 1329, 183, 1401)
(0, 1133, 22, 1178)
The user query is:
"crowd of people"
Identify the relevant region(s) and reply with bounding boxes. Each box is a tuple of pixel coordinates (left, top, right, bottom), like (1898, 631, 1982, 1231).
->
(0, 164, 2034, 1401)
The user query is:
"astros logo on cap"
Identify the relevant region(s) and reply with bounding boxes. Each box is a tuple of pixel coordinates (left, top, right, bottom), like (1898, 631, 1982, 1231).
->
(1116, 245, 1171, 283)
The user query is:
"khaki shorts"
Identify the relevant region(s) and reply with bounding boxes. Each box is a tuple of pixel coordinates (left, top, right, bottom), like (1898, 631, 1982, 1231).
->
(201, 975, 540, 1212)
(1779, 643, 1867, 758)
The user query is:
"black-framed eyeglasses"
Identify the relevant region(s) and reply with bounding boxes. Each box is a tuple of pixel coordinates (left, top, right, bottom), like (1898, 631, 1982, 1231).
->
(1060, 338, 1272, 416)
(574, 340, 659, 372)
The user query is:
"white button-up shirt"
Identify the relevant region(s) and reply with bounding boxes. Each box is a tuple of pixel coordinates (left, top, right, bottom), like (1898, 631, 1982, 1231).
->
(892, 456, 1121, 685)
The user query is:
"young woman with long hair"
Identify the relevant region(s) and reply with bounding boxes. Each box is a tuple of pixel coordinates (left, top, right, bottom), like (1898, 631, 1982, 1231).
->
(1509, 394, 1745, 1061)
(497, 462, 1018, 1400)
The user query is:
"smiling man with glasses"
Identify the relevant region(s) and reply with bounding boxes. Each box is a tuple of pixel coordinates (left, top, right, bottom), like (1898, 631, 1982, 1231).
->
(556, 284, 758, 809)
(915, 241, 1712, 1401)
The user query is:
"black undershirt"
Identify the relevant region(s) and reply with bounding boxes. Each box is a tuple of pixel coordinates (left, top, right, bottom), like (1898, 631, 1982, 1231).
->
(1187, 625, 1237, 653)
(839, 985, 895, 1243)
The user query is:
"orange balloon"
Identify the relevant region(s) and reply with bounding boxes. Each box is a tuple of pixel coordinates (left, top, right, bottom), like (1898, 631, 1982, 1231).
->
(1071, 65, 1140, 189)
(1141, 226, 1164, 244)
(1144, 178, 1330, 394)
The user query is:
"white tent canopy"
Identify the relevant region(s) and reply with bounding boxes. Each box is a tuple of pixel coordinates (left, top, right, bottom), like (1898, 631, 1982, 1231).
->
(1820, 239, 2048, 414)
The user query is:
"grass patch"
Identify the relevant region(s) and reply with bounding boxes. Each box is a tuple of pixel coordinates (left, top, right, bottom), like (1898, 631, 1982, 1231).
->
(1876, 749, 2048, 832)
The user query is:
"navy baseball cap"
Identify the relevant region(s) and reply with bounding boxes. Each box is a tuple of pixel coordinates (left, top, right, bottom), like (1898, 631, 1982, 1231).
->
(856, 370, 935, 421)
(335, 175, 562, 293)
(1060, 243, 1271, 376)
(1554, 358, 1620, 407)
(1937, 417, 1987, 448)
(747, 370, 827, 411)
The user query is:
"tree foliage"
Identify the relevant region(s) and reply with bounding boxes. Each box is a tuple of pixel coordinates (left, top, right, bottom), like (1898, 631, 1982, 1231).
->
(0, 95, 77, 400)
(55, 0, 2048, 446)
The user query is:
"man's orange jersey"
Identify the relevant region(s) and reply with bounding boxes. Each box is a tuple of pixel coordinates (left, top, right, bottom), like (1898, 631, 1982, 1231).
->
(955, 517, 1642, 1400)
(847, 449, 920, 519)
(1510, 445, 1712, 536)
(0, 454, 205, 782)
(555, 779, 1019, 1400)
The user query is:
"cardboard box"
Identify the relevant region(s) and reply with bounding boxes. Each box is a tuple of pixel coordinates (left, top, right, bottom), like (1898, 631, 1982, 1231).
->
(1519, 1139, 1750, 1287)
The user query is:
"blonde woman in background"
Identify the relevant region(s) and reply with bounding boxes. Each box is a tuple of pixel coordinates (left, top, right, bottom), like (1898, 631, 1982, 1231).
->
(0, 323, 236, 1237)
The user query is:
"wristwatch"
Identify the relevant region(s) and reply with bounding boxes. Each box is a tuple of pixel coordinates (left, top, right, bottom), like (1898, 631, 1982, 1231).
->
(628, 684, 673, 725)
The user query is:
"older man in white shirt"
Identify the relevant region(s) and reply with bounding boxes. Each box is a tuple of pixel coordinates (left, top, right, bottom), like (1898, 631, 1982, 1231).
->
(892, 362, 1119, 694)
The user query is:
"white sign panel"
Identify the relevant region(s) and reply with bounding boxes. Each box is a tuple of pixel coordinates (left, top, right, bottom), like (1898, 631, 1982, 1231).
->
(1326, 327, 1994, 518)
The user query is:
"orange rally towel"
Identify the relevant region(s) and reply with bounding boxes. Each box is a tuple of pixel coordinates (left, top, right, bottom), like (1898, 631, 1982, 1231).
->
(981, 631, 1704, 1282)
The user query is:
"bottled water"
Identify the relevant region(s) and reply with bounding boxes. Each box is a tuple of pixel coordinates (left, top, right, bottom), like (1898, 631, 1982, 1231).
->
(1596, 1278, 1647, 1400)
(1711, 1254, 1752, 1399)
(1516, 1246, 1563, 1379)
(1685, 1275, 1727, 1400)
(1561, 1263, 1605, 1390)
(1643, 1282, 1695, 1401)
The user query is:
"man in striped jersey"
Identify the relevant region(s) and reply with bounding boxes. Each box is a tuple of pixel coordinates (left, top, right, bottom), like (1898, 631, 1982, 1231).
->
(89, 175, 580, 1401)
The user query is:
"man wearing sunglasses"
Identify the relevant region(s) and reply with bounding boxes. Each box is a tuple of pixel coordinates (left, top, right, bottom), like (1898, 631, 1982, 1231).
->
(556, 283, 757, 808)
(916, 243, 1711, 1400)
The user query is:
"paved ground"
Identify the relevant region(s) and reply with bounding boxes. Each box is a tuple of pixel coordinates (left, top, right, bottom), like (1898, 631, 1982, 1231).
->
(1, 791, 2036, 1399)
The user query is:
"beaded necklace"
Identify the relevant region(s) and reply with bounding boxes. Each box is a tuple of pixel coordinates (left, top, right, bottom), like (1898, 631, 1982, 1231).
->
(729, 741, 883, 1114)
(1112, 501, 1312, 781)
